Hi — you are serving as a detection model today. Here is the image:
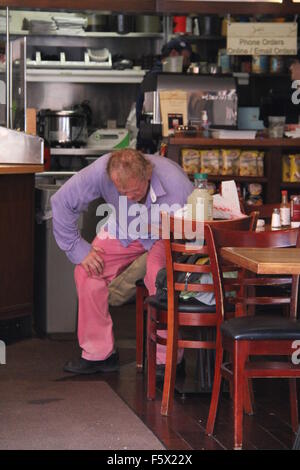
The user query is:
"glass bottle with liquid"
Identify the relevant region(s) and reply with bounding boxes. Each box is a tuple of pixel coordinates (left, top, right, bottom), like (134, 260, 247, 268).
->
(280, 190, 291, 226)
(187, 173, 213, 221)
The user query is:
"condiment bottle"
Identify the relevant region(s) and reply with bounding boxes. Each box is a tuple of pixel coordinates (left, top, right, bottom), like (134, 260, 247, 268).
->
(187, 173, 213, 221)
(271, 208, 281, 230)
(291, 195, 300, 228)
(280, 190, 291, 226)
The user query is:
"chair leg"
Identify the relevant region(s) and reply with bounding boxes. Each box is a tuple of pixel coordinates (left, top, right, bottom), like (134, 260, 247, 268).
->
(244, 379, 255, 416)
(233, 341, 248, 450)
(147, 305, 157, 400)
(160, 304, 179, 416)
(160, 339, 178, 417)
(206, 332, 224, 436)
(136, 285, 147, 372)
(289, 378, 299, 433)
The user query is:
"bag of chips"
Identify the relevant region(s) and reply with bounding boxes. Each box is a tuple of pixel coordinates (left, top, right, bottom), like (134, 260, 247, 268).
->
(181, 148, 200, 174)
(239, 151, 258, 176)
(221, 149, 240, 175)
(200, 149, 220, 175)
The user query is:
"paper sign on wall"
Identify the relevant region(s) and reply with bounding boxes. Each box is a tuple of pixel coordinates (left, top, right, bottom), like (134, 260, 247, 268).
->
(227, 22, 297, 55)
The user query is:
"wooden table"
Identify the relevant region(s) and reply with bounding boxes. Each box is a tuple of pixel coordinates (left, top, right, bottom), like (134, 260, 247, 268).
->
(221, 247, 300, 275)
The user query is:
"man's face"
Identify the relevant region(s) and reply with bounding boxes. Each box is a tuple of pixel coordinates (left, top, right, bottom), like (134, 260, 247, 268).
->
(111, 173, 150, 203)
(290, 60, 300, 81)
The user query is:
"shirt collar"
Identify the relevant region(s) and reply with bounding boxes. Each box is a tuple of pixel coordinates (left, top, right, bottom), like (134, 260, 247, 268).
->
(150, 169, 167, 200)
(149, 184, 157, 203)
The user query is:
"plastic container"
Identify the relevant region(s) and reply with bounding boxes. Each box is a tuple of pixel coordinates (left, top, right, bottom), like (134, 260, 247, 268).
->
(291, 195, 300, 224)
(252, 55, 268, 74)
(187, 173, 213, 220)
(162, 55, 183, 73)
(268, 116, 286, 138)
(270, 56, 284, 74)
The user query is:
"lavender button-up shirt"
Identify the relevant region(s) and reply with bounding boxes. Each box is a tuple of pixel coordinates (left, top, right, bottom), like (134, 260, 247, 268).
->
(51, 153, 193, 264)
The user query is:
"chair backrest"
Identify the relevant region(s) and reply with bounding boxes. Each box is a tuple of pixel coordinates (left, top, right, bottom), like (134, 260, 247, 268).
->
(162, 214, 256, 306)
(244, 203, 280, 220)
(205, 225, 300, 321)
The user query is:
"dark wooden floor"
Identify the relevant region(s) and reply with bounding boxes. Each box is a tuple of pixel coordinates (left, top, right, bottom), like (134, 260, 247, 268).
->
(100, 302, 298, 451)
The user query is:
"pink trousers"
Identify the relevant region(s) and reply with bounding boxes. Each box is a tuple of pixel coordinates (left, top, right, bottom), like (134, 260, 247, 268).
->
(74, 233, 184, 364)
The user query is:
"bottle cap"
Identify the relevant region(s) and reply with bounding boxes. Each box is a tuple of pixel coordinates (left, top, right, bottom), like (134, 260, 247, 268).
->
(194, 173, 208, 179)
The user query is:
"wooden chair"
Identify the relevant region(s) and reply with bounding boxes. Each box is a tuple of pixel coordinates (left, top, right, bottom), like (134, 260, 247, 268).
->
(135, 279, 148, 371)
(146, 214, 256, 416)
(205, 225, 300, 449)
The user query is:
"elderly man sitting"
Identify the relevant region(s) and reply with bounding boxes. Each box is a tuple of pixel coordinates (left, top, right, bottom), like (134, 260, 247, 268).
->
(51, 149, 193, 374)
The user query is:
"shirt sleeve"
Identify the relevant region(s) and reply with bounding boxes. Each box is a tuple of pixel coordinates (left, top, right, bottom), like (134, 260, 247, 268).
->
(50, 167, 104, 265)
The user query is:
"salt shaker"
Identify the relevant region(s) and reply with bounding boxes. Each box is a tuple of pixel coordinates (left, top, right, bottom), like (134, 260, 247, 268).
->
(271, 208, 281, 229)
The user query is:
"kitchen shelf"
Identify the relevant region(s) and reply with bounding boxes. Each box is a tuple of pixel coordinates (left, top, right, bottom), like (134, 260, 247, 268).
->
(50, 147, 110, 156)
(207, 175, 267, 183)
(26, 68, 146, 83)
(2, 30, 164, 39)
(280, 182, 300, 188)
(186, 173, 267, 183)
(167, 136, 300, 205)
(170, 34, 225, 41)
(169, 136, 300, 148)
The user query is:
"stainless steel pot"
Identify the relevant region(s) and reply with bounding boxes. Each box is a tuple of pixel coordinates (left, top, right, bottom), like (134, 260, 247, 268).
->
(135, 15, 161, 33)
(43, 110, 88, 147)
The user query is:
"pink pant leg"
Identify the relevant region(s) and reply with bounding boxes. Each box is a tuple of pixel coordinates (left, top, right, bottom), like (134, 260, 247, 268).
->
(75, 234, 145, 361)
(144, 239, 184, 365)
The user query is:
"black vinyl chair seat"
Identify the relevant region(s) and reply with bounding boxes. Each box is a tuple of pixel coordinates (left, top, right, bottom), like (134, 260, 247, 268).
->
(136, 278, 145, 288)
(221, 315, 300, 341)
(146, 294, 217, 313)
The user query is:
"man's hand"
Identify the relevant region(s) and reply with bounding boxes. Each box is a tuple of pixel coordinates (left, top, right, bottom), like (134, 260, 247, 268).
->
(81, 246, 105, 276)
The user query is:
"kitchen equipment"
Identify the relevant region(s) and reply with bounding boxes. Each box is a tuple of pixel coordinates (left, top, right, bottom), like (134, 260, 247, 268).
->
(86, 13, 108, 32)
(199, 15, 221, 36)
(268, 116, 286, 138)
(27, 50, 112, 69)
(110, 14, 134, 34)
(112, 58, 133, 70)
(162, 56, 183, 73)
(208, 63, 220, 74)
(135, 15, 161, 33)
(238, 107, 265, 131)
(42, 110, 88, 147)
(0, 126, 43, 164)
(87, 128, 129, 150)
(173, 16, 187, 34)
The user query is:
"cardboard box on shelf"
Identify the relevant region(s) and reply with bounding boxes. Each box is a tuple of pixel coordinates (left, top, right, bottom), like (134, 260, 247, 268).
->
(26, 108, 37, 136)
